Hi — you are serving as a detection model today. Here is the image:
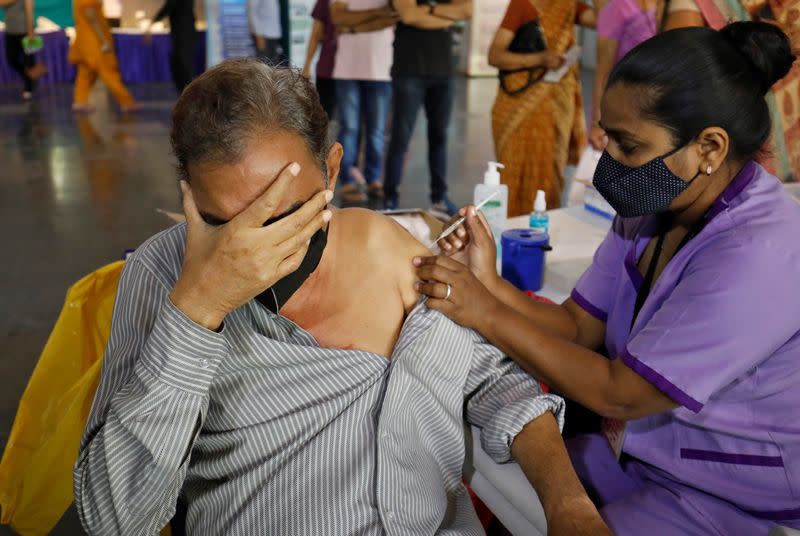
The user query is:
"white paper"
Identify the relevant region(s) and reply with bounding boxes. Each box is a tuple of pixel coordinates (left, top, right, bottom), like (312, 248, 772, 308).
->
(543, 44, 582, 83)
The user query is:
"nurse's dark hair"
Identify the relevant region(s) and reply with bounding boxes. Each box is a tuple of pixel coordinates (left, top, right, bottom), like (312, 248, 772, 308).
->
(170, 58, 331, 182)
(607, 21, 796, 161)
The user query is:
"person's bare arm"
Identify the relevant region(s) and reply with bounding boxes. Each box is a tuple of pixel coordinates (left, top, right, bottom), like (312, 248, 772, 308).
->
(24, 0, 34, 37)
(576, 5, 596, 29)
(331, 1, 395, 26)
(512, 413, 611, 536)
(392, 0, 454, 29)
(588, 35, 618, 149)
(662, 9, 705, 30)
(82, 5, 111, 52)
(350, 15, 397, 32)
(302, 19, 325, 78)
(426, 0, 472, 21)
(487, 27, 563, 70)
(479, 296, 679, 420)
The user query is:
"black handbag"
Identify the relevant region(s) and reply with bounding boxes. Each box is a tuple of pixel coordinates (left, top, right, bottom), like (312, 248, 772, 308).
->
(498, 18, 548, 96)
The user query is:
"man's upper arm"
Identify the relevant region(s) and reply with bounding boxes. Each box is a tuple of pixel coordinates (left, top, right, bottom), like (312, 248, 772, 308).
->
(463, 331, 565, 464)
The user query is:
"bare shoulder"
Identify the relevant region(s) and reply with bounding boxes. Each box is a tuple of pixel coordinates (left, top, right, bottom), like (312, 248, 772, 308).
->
(337, 208, 430, 309)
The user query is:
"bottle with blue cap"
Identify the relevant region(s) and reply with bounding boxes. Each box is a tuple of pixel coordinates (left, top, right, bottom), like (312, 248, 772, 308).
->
(474, 161, 508, 254)
(529, 190, 549, 233)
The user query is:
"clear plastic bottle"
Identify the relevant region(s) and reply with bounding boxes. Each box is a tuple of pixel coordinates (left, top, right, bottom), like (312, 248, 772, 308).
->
(474, 162, 508, 251)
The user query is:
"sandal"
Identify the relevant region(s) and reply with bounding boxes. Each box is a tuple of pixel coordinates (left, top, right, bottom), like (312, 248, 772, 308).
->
(341, 183, 367, 203)
(368, 182, 384, 199)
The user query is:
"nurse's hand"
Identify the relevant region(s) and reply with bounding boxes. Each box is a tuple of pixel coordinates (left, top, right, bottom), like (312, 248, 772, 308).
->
(413, 254, 501, 332)
(436, 206, 499, 294)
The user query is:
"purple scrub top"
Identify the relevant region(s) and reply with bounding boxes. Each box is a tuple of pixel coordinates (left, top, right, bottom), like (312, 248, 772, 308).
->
(571, 161, 800, 522)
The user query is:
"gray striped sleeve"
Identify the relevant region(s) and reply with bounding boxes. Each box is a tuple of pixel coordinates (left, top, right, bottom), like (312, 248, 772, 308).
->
(74, 258, 228, 535)
(463, 332, 566, 464)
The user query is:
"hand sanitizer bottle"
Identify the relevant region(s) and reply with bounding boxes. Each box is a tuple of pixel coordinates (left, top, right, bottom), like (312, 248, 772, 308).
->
(474, 162, 508, 251)
(529, 190, 549, 233)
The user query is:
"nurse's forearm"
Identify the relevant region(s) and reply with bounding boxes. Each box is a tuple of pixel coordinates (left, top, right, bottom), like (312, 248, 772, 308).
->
(482, 301, 677, 420)
(489, 276, 579, 341)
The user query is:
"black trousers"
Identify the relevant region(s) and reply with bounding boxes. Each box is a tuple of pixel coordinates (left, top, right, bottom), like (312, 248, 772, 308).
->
(315, 76, 337, 121)
(4, 32, 35, 92)
(170, 25, 196, 94)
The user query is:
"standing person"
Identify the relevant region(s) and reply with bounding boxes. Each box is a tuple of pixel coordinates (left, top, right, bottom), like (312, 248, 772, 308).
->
(382, 0, 473, 216)
(302, 0, 338, 120)
(1, 0, 47, 100)
(487, 1, 596, 217)
(145, 0, 196, 94)
(663, 0, 799, 182)
(248, 0, 284, 65)
(69, 0, 141, 113)
(330, 0, 397, 203)
(589, 0, 660, 150)
(417, 22, 800, 535)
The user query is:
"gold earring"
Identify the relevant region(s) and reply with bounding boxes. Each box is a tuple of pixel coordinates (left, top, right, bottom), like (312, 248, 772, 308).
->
(706, 165, 713, 175)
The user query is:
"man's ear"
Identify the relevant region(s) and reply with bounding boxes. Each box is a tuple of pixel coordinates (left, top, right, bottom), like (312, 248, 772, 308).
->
(326, 142, 343, 192)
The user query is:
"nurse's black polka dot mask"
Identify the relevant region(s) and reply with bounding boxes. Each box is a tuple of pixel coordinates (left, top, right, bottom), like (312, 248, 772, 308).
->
(592, 147, 700, 218)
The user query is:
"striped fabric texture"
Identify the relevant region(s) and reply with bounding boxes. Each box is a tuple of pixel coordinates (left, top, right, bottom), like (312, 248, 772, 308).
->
(74, 223, 565, 535)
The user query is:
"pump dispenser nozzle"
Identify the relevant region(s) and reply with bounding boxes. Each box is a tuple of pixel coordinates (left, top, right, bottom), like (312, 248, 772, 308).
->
(483, 161, 505, 186)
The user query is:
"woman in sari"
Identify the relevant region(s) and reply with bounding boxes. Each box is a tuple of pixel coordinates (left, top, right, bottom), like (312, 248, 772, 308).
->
(69, 0, 141, 113)
(664, 0, 799, 182)
(488, 1, 596, 217)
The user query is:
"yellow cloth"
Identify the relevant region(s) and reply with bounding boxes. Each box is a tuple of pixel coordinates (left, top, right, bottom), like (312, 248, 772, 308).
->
(68, 0, 114, 69)
(0, 262, 124, 536)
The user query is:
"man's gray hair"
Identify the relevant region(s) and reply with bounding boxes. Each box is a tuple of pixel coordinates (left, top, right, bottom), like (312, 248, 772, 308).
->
(171, 58, 332, 182)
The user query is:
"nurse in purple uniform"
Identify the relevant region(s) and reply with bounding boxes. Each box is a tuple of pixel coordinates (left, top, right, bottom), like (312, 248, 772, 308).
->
(414, 21, 800, 535)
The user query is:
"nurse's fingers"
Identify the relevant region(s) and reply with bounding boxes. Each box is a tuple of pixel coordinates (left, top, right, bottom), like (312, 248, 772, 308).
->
(413, 254, 463, 272)
(414, 281, 452, 300)
(466, 207, 495, 250)
(415, 262, 460, 284)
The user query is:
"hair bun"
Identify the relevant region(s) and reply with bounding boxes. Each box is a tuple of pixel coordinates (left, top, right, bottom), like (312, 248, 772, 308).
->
(720, 21, 796, 93)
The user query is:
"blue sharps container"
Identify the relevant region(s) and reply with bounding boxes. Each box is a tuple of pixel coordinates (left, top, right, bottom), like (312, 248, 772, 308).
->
(501, 229, 551, 292)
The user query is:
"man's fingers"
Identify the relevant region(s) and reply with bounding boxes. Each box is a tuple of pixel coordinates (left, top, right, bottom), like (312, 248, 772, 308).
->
(180, 181, 203, 226)
(269, 189, 333, 242)
(236, 162, 301, 228)
(276, 246, 308, 279)
(277, 204, 332, 257)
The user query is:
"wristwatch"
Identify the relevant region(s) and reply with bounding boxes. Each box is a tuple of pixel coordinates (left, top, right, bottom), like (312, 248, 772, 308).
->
(428, 1, 437, 14)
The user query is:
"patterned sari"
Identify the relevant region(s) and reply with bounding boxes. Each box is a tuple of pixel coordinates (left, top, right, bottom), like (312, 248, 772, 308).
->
(491, 1, 587, 216)
(695, 0, 800, 182)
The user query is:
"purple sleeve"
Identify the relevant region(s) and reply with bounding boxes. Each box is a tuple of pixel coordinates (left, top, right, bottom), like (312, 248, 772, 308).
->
(624, 238, 800, 413)
(596, 0, 625, 41)
(311, 0, 327, 21)
(571, 218, 626, 323)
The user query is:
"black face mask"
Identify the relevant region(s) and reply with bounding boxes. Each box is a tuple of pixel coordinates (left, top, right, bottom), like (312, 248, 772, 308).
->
(592, 145, 701, 218)
(255, 206, 329, 314)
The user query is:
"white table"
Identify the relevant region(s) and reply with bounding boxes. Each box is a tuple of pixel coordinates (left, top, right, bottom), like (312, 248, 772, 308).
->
(465, 206, 611, 536)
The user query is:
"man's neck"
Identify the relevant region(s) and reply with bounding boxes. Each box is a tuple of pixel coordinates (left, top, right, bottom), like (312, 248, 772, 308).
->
(278, 213, 340, 321)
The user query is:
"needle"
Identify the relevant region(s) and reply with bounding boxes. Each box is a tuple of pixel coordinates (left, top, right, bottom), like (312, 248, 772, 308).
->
(427, 191, 499, 249)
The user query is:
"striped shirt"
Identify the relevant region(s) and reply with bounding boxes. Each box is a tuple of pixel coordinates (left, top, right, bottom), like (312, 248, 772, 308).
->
(74, 223, 565, 535)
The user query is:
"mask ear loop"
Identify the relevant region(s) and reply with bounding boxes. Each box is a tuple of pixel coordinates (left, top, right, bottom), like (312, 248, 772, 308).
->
(271, 287, 280, 317)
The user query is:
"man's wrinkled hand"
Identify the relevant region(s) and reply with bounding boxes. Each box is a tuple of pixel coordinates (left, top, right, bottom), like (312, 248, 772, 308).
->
(169, 162, 333, 331)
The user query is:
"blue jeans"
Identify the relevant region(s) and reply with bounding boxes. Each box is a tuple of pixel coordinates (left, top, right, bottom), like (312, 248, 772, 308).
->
(384, 77, 454, 203)
(336, 79, 392, 185)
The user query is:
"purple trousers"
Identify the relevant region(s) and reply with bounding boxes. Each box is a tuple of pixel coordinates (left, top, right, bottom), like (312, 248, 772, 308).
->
(567, 434, 782, 535)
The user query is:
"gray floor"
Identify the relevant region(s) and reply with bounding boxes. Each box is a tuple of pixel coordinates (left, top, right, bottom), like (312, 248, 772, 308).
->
(0, 72, 592, 534)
